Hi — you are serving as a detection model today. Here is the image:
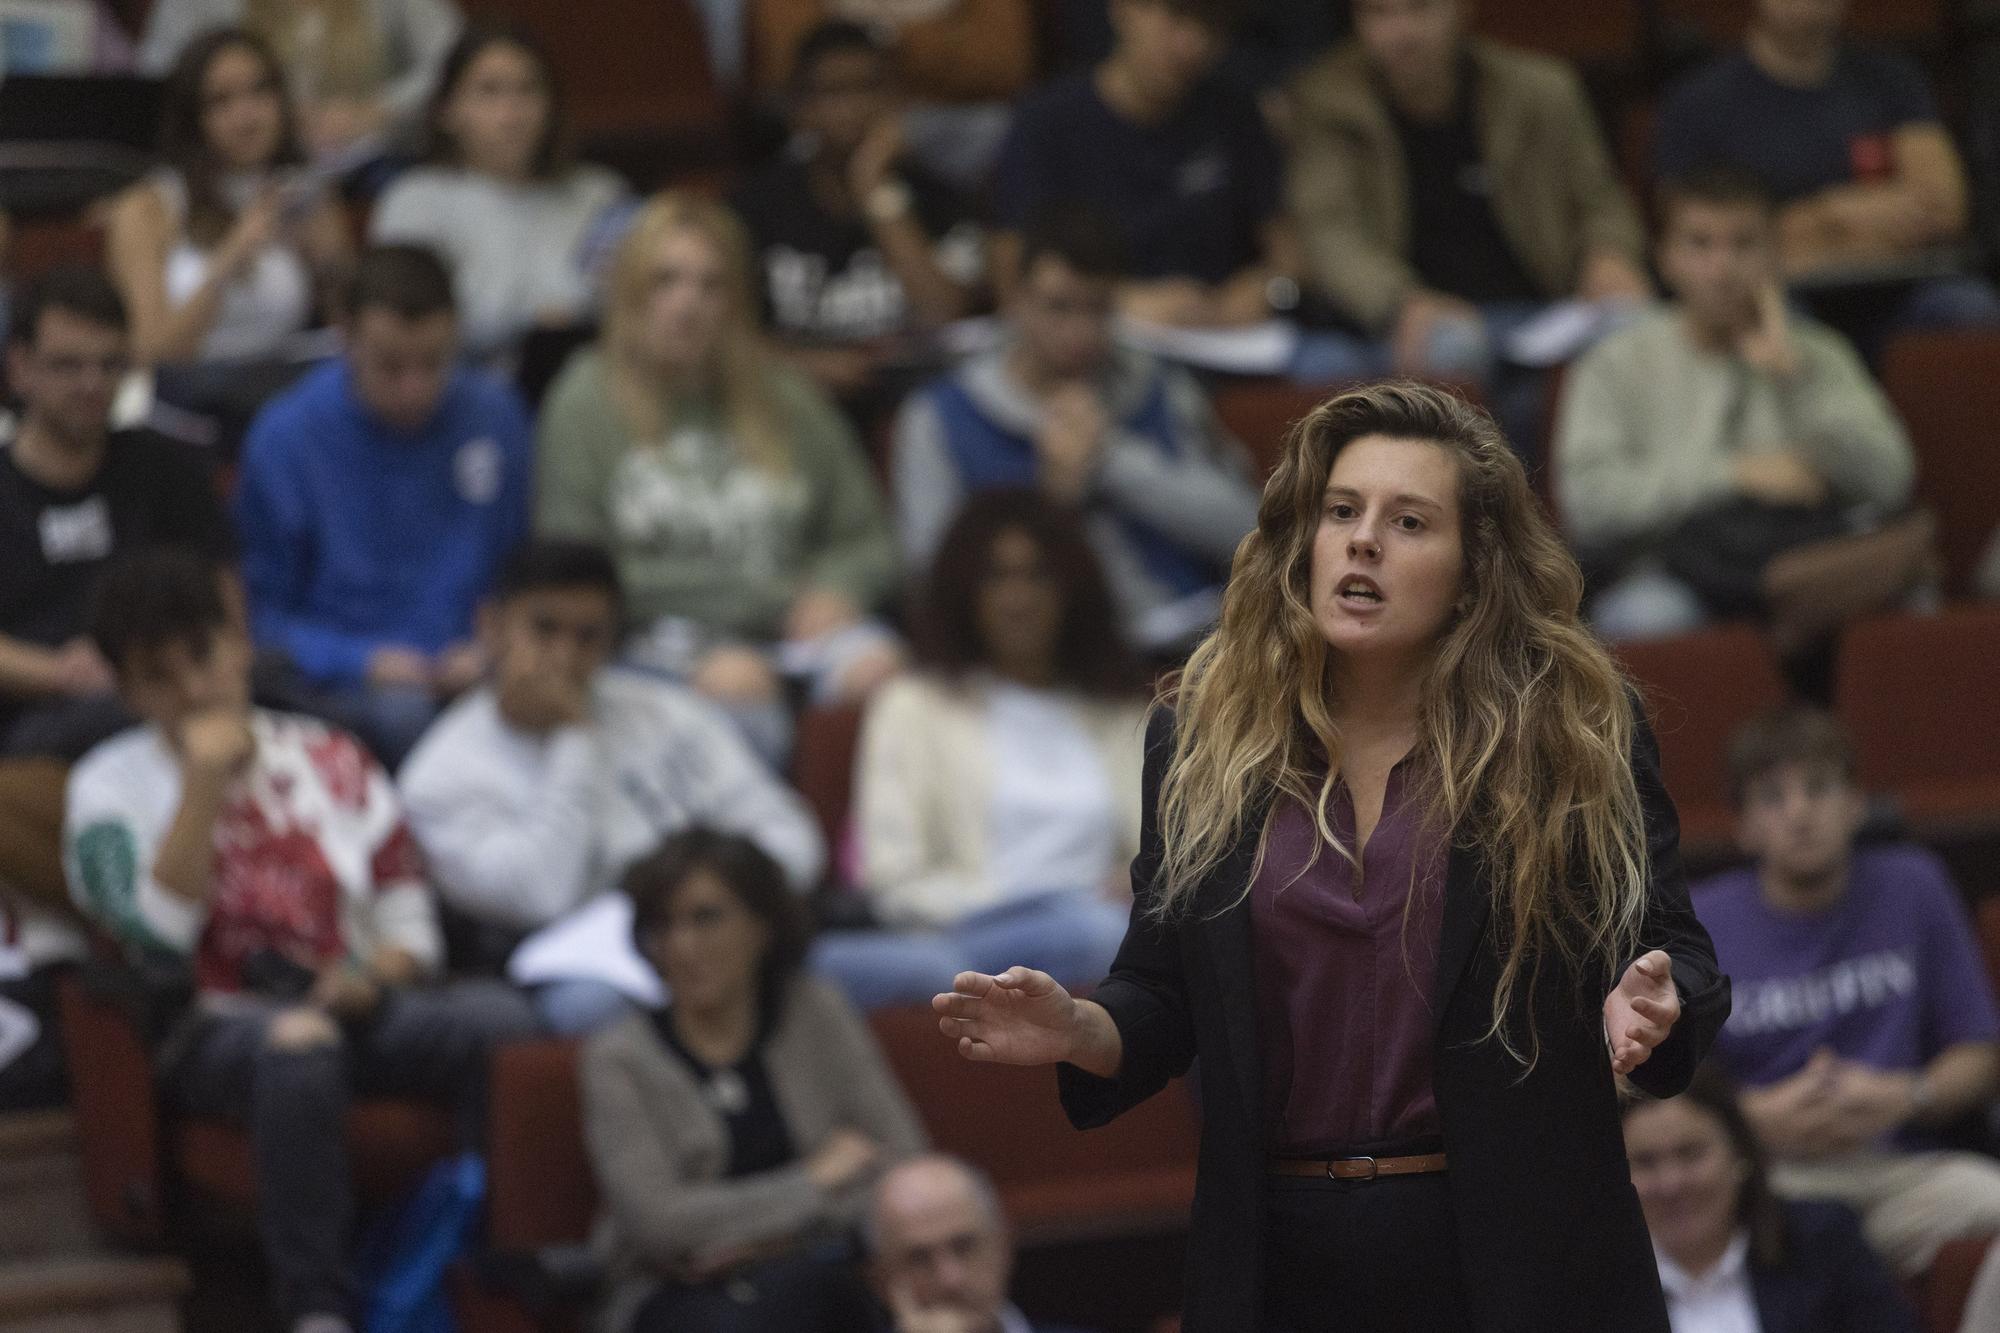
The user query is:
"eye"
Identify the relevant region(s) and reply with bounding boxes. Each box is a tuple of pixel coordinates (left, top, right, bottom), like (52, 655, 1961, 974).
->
(1325, 501, 1356, 520)
(1394, 514, 1425, 532)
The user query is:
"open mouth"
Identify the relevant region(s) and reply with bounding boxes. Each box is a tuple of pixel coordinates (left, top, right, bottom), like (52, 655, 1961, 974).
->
(1337, 574, 1385, 606)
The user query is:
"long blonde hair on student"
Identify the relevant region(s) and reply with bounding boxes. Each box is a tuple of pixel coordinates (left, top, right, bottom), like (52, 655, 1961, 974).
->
(1154, 381, 1649, 1065)
(602, 191, 788, 473)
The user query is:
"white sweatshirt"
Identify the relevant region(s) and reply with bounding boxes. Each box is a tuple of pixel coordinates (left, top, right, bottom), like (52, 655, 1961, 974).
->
(398, 670, 825, 936)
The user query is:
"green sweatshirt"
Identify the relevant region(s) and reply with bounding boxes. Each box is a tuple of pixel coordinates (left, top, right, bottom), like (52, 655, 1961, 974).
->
(535, 347, 898, 639)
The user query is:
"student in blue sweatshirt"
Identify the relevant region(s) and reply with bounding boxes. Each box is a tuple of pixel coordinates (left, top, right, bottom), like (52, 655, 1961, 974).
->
(235, 244, 533, 768)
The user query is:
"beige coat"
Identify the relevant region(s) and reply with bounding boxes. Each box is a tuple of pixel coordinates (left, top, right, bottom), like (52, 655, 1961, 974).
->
(855, 673, 1150, 929)
(582, 976, 927, 1330)
(1286, 39, 1646, 331)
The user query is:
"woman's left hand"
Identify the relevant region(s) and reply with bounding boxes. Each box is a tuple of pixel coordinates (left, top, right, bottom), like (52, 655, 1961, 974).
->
(1603, 950, 1681, 1076)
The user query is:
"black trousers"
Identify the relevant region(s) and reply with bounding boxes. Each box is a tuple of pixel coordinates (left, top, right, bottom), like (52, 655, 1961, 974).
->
(1262, 1170, 1472, 1332)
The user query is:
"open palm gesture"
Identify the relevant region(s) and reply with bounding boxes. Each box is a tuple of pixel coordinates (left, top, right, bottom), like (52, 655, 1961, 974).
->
(1604, 950, 1681, 1076)
(933, 968, 1079, 1066)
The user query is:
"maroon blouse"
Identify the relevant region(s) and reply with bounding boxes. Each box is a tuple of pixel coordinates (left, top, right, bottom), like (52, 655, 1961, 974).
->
(1249, 761, 1448, 1156)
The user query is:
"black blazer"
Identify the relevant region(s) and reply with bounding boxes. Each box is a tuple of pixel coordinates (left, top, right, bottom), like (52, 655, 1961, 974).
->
(1058, 708, 1731, 1332)
(1752, 1200, 1920, 1333)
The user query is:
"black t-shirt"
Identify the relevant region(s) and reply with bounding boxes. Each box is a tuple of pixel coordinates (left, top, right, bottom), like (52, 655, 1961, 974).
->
(730, 156, 982, 345)
(0, 428, 233, 651)
(653, 1009, 796, 1179)
(1655, 46, 1938, 204)
(1392, 76, 1542, 305)
(994, 70, 1284, 285)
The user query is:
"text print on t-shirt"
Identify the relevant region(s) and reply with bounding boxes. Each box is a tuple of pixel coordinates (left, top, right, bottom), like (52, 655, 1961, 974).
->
(608, 430, 809, 578)
(1727, 949, 1918, 1038)
(38, 496, 114, 564)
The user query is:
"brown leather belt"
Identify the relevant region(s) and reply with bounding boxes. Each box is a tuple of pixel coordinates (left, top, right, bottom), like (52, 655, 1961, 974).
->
(1268, 1152, 1449, 1181)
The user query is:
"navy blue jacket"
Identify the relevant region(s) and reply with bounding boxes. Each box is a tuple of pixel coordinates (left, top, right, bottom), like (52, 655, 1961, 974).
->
(1752, 1200, 1919, 1333)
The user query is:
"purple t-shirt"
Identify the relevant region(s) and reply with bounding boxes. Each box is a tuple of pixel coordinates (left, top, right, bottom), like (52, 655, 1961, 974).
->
(1694, 845, 1999, 1091)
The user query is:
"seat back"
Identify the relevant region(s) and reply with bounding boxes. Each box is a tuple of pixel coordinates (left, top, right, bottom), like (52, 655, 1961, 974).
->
(1880, 330, 2000, 595)
(1836, 606, 2000, 828)
(486, 1039, 595, 1252)
(1613, 626, 1789, 854)
(868, 1005, 1198, 1239)
(54, 970, 166, 1247)
(792, 702, 867, 871)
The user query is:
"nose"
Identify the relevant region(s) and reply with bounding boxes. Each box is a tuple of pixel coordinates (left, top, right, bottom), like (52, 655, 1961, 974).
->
(1347, 512, 1383, 561)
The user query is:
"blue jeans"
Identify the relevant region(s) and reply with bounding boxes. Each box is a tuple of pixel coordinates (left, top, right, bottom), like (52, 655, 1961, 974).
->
(809, 891, 1131, 1010)
(1588, 563, 1710, 643)
(533, 978, 637, 1037)
(321, 684, 441, 772)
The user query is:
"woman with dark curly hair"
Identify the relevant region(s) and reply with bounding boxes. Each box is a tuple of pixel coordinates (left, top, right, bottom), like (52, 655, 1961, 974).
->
(582, 828, 925, 1333)
(935, 381, 1732, 1330)
(813, 488, 1150, 1010)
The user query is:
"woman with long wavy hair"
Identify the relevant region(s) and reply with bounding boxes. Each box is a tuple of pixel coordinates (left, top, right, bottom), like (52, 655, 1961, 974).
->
(933, 381, 1732, 1331)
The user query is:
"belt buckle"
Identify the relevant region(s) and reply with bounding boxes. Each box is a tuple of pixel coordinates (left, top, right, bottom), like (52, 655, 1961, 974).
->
(1330, 1155, 1377, 1181)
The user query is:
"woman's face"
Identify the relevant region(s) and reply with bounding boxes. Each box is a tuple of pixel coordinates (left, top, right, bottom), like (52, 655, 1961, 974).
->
(1308, 434, 1465, 667)
(443, 42, 548, 179)
(641, 868, 770, 1017)
(976, 528, 1064, 682)
(1624, 1099, 1749, 1268)
(200, 44, 286, 170)
(635, 226, 731, 377)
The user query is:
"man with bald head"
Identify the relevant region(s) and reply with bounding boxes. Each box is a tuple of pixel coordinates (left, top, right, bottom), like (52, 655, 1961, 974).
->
(865, 1155, 1099, 1333)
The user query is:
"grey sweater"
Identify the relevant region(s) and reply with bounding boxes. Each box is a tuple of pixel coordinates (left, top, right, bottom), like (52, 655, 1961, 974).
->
(893, 344, 1260, 649)
(581, 976, 927, 1331)
(1555, 307, 1914, 558)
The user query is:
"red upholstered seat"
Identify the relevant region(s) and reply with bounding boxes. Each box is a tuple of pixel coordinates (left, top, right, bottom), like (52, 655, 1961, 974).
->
(1613, 626, 1790, 858)
(1879, 331, 2000, 595)
(1836, 606, 2000, 835)
(791, 702, 867, 865)
(867, 1005, 1199, 1242)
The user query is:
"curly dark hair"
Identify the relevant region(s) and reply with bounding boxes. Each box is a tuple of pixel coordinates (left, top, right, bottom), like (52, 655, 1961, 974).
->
(157, 27, 305, 249)
(625, 829, 810, 1022)
(911, 489, 1141, 698)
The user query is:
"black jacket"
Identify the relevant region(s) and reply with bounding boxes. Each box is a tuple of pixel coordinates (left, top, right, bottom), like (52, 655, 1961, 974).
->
(1751, 1200, 1920, 1333)
(1058, 709, 1731, 1332)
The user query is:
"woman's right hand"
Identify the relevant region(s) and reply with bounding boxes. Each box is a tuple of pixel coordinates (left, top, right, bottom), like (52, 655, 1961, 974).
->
(217, 189, 284, 279)
(933, 967, 1088, 1068)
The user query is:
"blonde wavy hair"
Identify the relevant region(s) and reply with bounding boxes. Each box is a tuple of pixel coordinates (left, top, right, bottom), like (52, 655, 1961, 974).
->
(601, 191, 788, 473)
(1155, 381, 1648, 1064)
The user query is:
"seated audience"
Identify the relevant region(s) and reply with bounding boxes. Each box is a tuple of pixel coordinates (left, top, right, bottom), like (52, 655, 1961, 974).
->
(729, 20, 983, 405)
(235, 244, 532, 768)
(751, 0, 1033, 186)
(1285, 0, 1648, 409)
(105, 27, 354, 451)
(582, 829, 926, 1333)
(1623, 1067, 1919, 1333)
(63, 549, 536, 1333)
(1654, 0, 2000, 357)
(1, 267, 232, 759)
(992, 0, 1301, 330)
(370, 23, 631, 366)
(813, 492, 1144, 1009)
(537, 192, 902, 760)
(892, 218, 1257, 653)
(398, 539, 825, 1035)
(1693, 707, 2000, 1333)
(865, 1155, 1099, 1333)
(139, 0, 464, 161)
(1556, 170, 1920, 646)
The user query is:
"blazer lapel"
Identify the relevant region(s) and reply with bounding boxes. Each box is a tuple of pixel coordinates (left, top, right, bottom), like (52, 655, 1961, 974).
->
(1432, 836, 1492, 1034)
(1200, 809, 1269, 1131)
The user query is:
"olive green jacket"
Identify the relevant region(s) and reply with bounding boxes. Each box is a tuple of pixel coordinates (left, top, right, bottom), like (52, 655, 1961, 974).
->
(1286, 39, 1646, 332)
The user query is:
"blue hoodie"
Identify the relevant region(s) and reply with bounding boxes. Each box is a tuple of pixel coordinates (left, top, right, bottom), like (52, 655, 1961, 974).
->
(236, 358, 532, 684)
